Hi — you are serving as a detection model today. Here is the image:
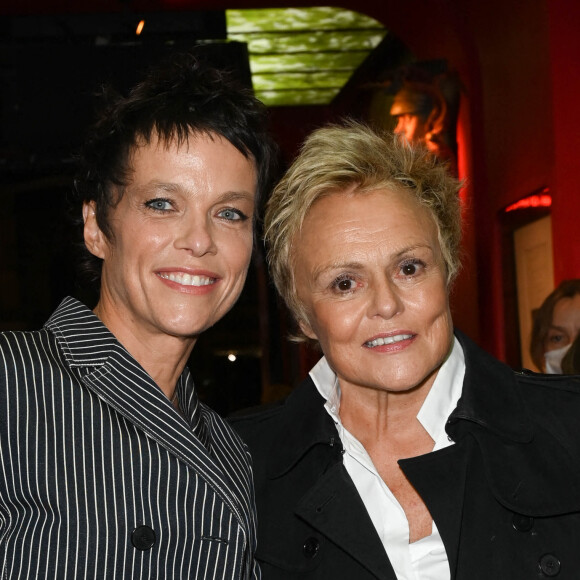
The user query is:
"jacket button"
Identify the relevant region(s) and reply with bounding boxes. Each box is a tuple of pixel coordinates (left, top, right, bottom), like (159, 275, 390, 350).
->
(512, 514, 534, 532)
(303, 537, 320, 559)
(131, 525, 156, 551)
(539, 554, 561, 577)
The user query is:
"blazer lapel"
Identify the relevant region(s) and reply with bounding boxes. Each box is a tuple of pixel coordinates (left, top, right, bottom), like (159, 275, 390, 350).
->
(47, 298, 246, 524)
(295, 461, 398, 580)
(81, 350, 248, 520)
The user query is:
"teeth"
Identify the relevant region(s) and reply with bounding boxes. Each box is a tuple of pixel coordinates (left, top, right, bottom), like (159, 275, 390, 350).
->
(365, 334, 413, 348)
(159, 272, 215, 287)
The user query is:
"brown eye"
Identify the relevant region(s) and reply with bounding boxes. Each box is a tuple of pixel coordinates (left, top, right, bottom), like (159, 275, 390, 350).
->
(337, 279, 353, 291)
(402, 263, 417, 276)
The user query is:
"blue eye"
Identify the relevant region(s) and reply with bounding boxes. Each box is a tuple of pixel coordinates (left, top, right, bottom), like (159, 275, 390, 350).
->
(146, 198, 172, 211)
(218, 208, 248, 221)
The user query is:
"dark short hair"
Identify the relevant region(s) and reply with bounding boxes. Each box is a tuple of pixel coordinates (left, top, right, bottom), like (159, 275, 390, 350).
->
(73, 50, 278, 286)
(530, 279, 580, 370)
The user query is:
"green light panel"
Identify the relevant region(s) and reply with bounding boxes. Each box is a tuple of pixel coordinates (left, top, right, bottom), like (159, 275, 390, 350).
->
(226, 7, 387, 106)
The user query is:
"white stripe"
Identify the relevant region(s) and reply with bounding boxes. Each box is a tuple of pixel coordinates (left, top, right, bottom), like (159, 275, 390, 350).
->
(0, 297, 260, 578)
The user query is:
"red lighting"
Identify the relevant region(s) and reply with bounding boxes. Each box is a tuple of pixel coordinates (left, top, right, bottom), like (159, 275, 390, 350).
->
(504, 190, 552, 212)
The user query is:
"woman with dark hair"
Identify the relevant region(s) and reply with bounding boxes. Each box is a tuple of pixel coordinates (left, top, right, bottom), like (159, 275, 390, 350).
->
(0, 52, 277, 578)
(530, 279, 580, 373)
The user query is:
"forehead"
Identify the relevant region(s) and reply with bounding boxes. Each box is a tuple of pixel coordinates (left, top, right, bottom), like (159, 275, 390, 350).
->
(552, 294, 580, 326)
(296, 187, 439, 257)
(131, 130, 248, 163)
(126, 131, 257, 186)
(304, 186, 434, 228)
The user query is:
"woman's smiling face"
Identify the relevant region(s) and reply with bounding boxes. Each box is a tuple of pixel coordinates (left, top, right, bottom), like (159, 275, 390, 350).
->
(83, 131, 257, 347)
(293, 186, 454, 396)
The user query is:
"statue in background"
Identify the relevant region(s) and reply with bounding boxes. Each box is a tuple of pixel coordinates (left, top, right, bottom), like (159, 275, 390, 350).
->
(386, 64, 460, 173)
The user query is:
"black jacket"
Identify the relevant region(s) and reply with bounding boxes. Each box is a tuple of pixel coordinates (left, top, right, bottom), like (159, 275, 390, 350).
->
(231, 330, 580, 579)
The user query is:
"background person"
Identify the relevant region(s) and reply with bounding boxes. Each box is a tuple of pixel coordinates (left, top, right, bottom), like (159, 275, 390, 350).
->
(0, 52, 276, 578)
(530, 279, 580, 373)
(562, 333, 580, 374)
(232, 122, 580, 579)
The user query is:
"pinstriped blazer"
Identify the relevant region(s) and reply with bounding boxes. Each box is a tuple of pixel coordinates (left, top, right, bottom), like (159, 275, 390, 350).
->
(0, 297, 260, 579)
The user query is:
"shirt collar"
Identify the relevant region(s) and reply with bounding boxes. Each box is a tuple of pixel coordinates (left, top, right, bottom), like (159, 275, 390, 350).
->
(309, 355, 341, 422)
(309, 336, 465, 447)
(417, 336, 465, 448)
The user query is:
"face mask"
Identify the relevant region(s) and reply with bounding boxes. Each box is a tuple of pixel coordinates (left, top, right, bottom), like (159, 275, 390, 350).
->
(544, 343, 572, 374)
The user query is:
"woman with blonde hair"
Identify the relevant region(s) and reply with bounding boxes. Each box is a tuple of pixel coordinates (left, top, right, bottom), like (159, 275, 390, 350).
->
(232, 121, 580, 579)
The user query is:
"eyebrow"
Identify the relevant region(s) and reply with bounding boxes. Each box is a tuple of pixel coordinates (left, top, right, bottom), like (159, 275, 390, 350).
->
(311, 244, 435, 282)
(137, 181, 255, 202)
(311, 261, 364, 282)
(215, 190, 256, 204)
(547, 324, 568, 333)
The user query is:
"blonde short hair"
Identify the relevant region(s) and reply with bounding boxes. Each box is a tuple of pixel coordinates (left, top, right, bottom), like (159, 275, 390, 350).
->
(264, 121, 462, 333)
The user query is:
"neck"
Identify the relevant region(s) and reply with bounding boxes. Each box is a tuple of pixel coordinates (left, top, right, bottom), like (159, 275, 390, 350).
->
(338, 377, 436, 455)
(93, 303, 196, 399)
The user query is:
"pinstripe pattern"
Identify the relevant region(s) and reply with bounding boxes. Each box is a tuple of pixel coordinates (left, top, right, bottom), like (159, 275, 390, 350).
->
(0, 297, 260, 579)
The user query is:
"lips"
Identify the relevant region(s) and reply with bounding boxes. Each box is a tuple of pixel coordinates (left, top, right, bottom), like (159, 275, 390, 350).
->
(157, 272, 216, 287)
(364, 333, 414, 348)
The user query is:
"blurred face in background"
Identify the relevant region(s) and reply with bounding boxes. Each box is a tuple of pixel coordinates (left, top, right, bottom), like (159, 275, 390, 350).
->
(543, 294, 580, 372)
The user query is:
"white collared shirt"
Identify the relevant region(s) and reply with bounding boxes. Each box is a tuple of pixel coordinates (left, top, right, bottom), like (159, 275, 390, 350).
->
(309, 337, 466, 580)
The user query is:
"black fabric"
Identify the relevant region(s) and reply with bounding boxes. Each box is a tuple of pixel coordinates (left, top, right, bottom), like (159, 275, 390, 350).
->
(231, 330, 580, 579)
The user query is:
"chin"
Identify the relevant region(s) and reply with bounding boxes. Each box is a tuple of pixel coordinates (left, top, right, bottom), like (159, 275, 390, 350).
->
(162, 319, 207, 339)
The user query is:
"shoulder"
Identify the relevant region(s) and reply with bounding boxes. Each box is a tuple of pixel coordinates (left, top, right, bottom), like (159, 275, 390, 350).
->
(514, 369, 580, 434)
(0, 328, 59, 371)
(454, 329, 580, 513)
(456, 328, 580, 427)
(229, 376, 322, 446)
(229, 399, 286, 434)
(228, 396, 291, 458)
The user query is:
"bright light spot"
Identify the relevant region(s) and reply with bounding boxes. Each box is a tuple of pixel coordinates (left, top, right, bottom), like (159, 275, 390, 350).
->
(136, 20, 145, 35)
(227, 354, 237, 362)
(505, 189, 552, 212)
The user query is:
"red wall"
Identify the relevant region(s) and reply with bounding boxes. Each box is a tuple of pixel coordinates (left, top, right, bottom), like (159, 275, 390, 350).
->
(547, 0, 580, 283)
(259, 0, 578, 361)
(351, 0, 576, 361)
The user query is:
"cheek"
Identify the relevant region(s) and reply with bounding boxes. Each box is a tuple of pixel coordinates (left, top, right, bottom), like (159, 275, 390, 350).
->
(415, 277, 449, 312)
(309, 300, 365, 346)
(225, 234, 254, 276)
(113, 229, 163, 260)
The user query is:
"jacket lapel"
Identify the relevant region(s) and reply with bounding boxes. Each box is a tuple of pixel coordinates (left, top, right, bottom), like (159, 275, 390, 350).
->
(295, 461, 398, 580)
(47, 297, 247, 524)
(265, 379, 395, 579)
(399, 439, 470, 579)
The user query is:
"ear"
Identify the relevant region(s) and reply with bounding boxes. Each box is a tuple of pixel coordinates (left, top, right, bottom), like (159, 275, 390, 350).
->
(82, 201, 108, 259)
(298, 318, 318, 341)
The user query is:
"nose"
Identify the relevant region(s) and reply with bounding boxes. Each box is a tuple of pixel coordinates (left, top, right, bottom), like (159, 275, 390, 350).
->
(174, 214, 217, 257)
(367, 278, 402, 320)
